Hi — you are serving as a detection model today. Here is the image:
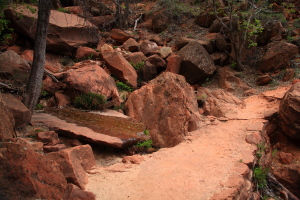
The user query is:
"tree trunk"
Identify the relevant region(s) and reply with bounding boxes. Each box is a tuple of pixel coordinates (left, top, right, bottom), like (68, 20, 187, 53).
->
(24, 0, 51, 113)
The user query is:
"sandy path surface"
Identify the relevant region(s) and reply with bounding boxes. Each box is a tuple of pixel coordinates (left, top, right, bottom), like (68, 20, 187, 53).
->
(86, 87, 288, 200)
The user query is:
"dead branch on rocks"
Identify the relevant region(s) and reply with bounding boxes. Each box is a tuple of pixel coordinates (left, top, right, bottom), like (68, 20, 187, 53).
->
(133, 14, 142, 31)
(44, 69, 59, 83)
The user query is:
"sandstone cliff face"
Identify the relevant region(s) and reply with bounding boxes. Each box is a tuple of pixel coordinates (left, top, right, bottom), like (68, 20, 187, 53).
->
(0, 138, 67, 199)
(4, 5, 99, 55)
(125, 72, 201, 148)
(279, 82, 300, 140)
(0, 93, 15, 139)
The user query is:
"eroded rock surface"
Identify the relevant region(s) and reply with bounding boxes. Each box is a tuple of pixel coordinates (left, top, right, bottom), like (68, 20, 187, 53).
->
(178, 41, 216, 84)
(31, 110, 146, 149)
(5, 5, 99, 55)
(65, 64, 120, 104)
(258, 41, 298, 72)
(125, 72, 201, 148)
(0, 93, 15, 139)
(279, 82, 300, 140)
(0, 138, 67, 199)
(1, 93, 31, 127)
(46, 145, 96, 189)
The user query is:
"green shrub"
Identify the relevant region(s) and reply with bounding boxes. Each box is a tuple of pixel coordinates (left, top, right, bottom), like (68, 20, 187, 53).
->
(135, 139, 153, 149)
(74, 92, 107, 110)
(116, 82, 133, 92)
(253, 167, 269, 190)
(57, 7, 69, 13)
(130, 61, 145, 70)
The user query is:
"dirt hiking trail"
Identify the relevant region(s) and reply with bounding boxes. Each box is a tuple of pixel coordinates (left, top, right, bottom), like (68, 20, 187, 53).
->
(86, 87, 289, 200)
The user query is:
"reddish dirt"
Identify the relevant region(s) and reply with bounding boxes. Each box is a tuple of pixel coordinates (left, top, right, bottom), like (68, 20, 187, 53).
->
(86, 87, 289, 200)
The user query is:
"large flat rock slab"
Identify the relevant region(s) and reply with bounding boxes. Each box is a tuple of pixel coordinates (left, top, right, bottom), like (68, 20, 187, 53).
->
(32, 109, 146, 148)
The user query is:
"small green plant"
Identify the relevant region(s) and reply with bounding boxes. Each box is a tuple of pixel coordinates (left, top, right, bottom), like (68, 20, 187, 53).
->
(272, 149, 278, 157)
(293, 19, 300, 28)
(144, 130, 150, 135)
(57, 7, 69, 13)
(231, 62, 237, 69)
(135, 139, 153, 149)
(253, 167, 269, 190)
(74, 92, 107, 110)
(196, 94, 207, 102)
(60, 56, 75, 66)
(130, 61, 145, 70)
(256, 142, 266, 159)
(116, 82, 133, 92)
(41, 90, 48, 97)
(239, 159, 243, 163)
(36, 103, 43, 109)
(86, 54, 94, 60)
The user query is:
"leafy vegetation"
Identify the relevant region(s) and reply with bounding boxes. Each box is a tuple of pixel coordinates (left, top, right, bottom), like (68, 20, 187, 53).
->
(74, 92, 107, 110)
(130, 61, 145, 70)
(256, 142, 267, 159)
(116, 82, 133, 92)
(253, 167, 269, 190)
(57, 7, 69, 13)
(135, 139, 153, 149)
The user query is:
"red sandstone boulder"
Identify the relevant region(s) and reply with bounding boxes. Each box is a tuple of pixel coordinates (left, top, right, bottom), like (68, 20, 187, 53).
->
(0, 138, 67, 199)
(138, 61, 157, 82)
(210, 52, 228, 66)
(43, 144, 68, 153)
(217, 66, 251, 93)
(148, 54, 166, 72)
(160, 47, 172, 58)
(46, 145, 96, 189)
(0, 50, 30, 86)
(152, 13, 168, 33)
(102, 51, 138, 88)
(125, 52, 148, 65)
(257, 21, 285, 44)
(90, 15, 114, 29)
(256, 74, 272, 86)
(215, 33, 231, 52)
(7, 45, 22, 54)
(209, 17, 230, 33)
(197, 88, 244, 117)
(36, 131, 61, 145)
(166, 54, 181, 74)
(65, 64, 120, 104)
(1, 93, 31, 127)
(194, 11, 216, 28)
(64, 184, 96, 200)
(55, 91, 71, 108)
(175, 37, 194, 50)
(5, 5, 99, 55)
(75, 47, 99, 60)
(42, 76, 63, 95)
(278, 82, 300, 140)
(282, 68, 295, 82)
(125, 72, 201, 148)
(178, 41, 216, 84)
(278, 152, 294, 164)
(140, 40, 159, 55)
(257, 41, 298, 72)
(110, 29, 132, 43)
(273, 165, 300, 197)
(0, 94, 15, 139)
(123, 38, 139, 52)
(21, 49, 63, 73)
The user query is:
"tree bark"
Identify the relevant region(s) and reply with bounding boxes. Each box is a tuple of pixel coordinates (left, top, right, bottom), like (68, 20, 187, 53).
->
(24, 0, 51, 113)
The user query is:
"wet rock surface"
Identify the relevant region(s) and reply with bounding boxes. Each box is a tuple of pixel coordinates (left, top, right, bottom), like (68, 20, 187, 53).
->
(31, 109, 147, 148)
